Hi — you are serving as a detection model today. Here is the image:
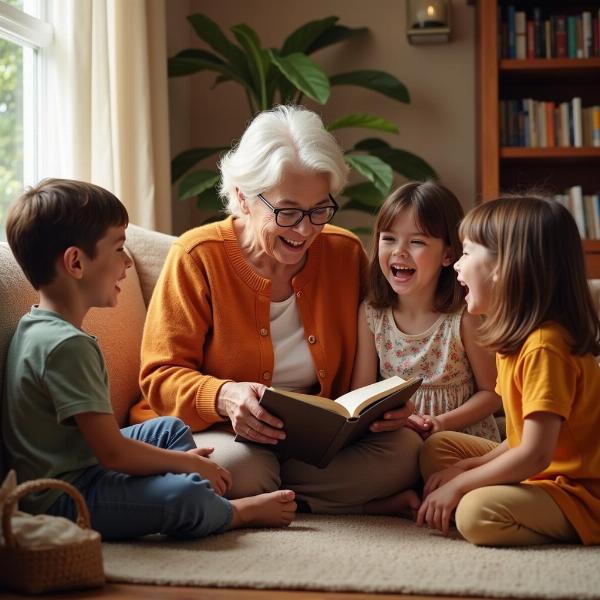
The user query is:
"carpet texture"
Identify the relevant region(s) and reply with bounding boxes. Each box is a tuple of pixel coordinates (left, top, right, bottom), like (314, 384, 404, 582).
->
(102, 515, 600, 598)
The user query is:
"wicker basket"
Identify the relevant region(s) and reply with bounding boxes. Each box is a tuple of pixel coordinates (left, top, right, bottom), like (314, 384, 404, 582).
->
(0, 478, 105, 594)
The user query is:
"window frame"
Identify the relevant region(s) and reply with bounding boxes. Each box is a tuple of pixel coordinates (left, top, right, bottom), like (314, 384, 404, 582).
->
(0, 1, 52, 233)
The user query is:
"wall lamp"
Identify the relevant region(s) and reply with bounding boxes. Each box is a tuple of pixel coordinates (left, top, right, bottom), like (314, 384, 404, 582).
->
(406, 0, 451, 44)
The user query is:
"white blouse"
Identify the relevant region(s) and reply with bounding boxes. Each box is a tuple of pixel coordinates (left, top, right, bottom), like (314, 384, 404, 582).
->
(269, 295, 318, 393)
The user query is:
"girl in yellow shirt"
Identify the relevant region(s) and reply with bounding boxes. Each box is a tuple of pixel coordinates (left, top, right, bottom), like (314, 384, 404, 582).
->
(417, 195, 600, 546)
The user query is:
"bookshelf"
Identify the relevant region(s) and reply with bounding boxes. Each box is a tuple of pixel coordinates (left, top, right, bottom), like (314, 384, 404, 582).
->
(477, 1, 600, 277)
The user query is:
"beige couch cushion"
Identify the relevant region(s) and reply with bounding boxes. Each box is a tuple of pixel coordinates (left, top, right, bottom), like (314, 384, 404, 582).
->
(125, 224, 174, 307)
(0, 242, 146, 428)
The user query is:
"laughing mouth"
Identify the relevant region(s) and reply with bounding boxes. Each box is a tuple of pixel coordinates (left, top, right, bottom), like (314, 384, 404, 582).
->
(391, 265, 415, 277)
(281, 237, 306, 248)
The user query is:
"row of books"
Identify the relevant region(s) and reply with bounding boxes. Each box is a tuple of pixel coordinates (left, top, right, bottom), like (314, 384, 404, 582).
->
(555, 187, 600, 240)
(501, 7, 600, 59)
(500, 98, 600, 148)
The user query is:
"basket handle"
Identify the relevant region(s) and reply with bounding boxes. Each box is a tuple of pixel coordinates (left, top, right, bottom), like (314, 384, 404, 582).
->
(2, 478, 92, 549)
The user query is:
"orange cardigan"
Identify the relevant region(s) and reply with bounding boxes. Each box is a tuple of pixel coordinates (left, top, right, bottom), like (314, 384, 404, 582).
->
(130, 217, 367, 430)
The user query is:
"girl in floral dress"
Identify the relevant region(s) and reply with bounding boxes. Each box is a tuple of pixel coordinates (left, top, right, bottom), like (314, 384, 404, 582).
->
(352, 181, 501, 442)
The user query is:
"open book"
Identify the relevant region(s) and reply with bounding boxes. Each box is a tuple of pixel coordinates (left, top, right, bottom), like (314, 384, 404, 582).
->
(234, 376, 422, 468)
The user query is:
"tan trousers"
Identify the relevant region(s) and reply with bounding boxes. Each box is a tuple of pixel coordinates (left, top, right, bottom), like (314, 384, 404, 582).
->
(419, 431, 579, 546)
(194, 426, 422, 513)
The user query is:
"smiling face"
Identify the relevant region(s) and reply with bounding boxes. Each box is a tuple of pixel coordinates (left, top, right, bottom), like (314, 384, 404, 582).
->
(238, 169, 333, 267)
(378, 207, 453, 304)
(81, 225, 132, 308)
(454, 238, 496, 315)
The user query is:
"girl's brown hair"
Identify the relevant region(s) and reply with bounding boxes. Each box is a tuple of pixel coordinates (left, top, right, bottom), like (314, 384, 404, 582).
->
(367, 181, 465, 313)
(459, 195, 600, 356)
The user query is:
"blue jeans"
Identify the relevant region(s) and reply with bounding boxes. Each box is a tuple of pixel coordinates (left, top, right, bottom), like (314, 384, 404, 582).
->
(47, 417, 233, 540)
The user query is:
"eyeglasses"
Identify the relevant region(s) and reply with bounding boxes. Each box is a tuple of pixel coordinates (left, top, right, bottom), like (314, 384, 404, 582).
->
(257, 193, 338, 227)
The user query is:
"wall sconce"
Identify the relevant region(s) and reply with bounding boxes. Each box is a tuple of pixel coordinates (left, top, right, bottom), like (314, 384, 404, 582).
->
(406, 0, 451, 44)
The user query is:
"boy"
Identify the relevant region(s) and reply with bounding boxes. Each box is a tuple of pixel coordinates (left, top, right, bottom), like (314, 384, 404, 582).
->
(2, 178, 296, 539)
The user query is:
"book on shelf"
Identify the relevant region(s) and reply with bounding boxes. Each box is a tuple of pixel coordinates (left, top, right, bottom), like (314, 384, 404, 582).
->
(234, 376, 422, 468)
(500, 98, 600, 148)
(554, 187, 600, 240)
(501, 6, 600, 59)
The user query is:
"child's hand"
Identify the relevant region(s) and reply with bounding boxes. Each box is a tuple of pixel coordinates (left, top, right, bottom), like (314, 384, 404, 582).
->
(188, 447, 214, 458)
(423, 466, 466, 496)
(421, 415, 444, 438)
(187, 450, 232, 496)
(406, 414, 444, 439)
(416, 480, 463, 535)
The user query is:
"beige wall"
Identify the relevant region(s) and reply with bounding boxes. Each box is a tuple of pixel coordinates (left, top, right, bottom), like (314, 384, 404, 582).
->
(167, 0, 476, 236)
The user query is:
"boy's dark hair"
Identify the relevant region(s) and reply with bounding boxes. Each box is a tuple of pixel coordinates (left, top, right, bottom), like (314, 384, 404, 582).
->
(5, 178, 129, 289)
(367, 180, 465, 313)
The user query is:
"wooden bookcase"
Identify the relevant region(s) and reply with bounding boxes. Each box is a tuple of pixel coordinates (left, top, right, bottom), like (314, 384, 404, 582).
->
(476, 1, 600, 277)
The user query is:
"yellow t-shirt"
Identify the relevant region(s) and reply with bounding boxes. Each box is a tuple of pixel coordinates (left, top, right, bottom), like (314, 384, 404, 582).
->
(496, 322, 600, 545)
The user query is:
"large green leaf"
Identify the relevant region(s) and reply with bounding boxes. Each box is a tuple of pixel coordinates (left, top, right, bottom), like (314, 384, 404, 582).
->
(354, 137, 392, 151)
(187, 14, 247, 72)
(171, 147, 228, 183)
(365, 146, 437, 180)
(168, 54, 250, 90)
(306, 25, 368, 54)
(195, 187, 225, 211)
(327, 114, 398, 134)
(178, 170, 221, 201)
(330, 71, 410, 103)
(281, 16, 339, 55)
(341, 181, 385, 207)
(231, 24, 269, 110)
(168, 49, 226, 77)
(270, 52, 330, 105)
(344, 154, 394, 196)
(168, 48, 225, 77)
(340, 198, 380, 215)
(354, 138, 437, 179)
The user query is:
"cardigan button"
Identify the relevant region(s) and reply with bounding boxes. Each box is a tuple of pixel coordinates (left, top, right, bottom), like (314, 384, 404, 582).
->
(308, 335, 316, 344)
(318, 369, 327, 378)
(260, 328, 268, 336)
(263, 371, 272, 381)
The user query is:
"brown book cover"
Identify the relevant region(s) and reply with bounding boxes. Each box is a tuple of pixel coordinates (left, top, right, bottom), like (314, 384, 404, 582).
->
(234, 376, 422, 468)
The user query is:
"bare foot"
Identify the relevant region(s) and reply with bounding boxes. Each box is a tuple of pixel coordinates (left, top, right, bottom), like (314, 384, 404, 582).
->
(229, 490, 297, 529)
(363, 489, 421, 518)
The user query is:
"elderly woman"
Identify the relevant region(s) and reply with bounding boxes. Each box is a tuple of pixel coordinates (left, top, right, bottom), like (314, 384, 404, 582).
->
(131, 106, 422, 514)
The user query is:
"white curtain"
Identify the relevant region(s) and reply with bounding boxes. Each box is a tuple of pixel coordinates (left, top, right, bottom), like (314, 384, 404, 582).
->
(40, 0, 171, 233)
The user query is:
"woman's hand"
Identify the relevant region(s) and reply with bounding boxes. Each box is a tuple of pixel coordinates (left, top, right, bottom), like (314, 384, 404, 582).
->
(369, 400, 414, 433)
(187, 448, 232, 496)
(217, 381, 286, 445)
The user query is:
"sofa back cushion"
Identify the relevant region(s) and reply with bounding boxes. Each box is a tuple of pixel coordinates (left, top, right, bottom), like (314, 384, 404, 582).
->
(0, 242, 146, 429)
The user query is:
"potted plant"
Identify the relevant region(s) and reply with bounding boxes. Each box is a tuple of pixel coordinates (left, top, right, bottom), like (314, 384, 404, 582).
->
(169, 14, 437, 225)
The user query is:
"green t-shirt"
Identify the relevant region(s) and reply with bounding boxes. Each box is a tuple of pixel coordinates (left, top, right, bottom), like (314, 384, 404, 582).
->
(2, 307, 113, 513)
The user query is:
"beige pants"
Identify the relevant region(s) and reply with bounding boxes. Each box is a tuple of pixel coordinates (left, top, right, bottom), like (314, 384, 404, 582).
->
(194, 426, 422, 513)
(419, 431, 579, 546)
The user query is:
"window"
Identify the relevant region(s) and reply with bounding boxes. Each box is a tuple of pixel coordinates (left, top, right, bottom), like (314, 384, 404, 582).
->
(0, 0, 51, 240)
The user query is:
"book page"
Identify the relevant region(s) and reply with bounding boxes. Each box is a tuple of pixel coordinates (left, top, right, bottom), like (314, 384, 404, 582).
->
(335, 376, 409, 417)
(271, 389, 350, 417)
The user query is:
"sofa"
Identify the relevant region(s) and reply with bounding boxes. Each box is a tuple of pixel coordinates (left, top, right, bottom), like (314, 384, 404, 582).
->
(0, 225, 175, 478)
(2, 224, 600, 479)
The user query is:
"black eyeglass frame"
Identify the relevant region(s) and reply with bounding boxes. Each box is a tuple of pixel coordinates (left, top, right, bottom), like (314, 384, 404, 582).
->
(256, 193, 339, 227)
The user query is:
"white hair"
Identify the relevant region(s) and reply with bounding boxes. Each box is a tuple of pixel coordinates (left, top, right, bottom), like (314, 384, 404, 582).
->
(218, 105, 349, 216)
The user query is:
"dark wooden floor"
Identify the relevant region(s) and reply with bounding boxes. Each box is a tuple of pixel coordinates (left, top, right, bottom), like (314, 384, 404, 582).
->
(1, 584, 521, 600)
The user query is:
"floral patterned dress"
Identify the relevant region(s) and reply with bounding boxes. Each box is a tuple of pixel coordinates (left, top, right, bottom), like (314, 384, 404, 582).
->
(365, 303, 500, 442)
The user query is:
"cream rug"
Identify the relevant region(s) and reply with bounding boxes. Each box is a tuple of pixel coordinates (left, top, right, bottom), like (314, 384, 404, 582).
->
(103, 515, 600, 598)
